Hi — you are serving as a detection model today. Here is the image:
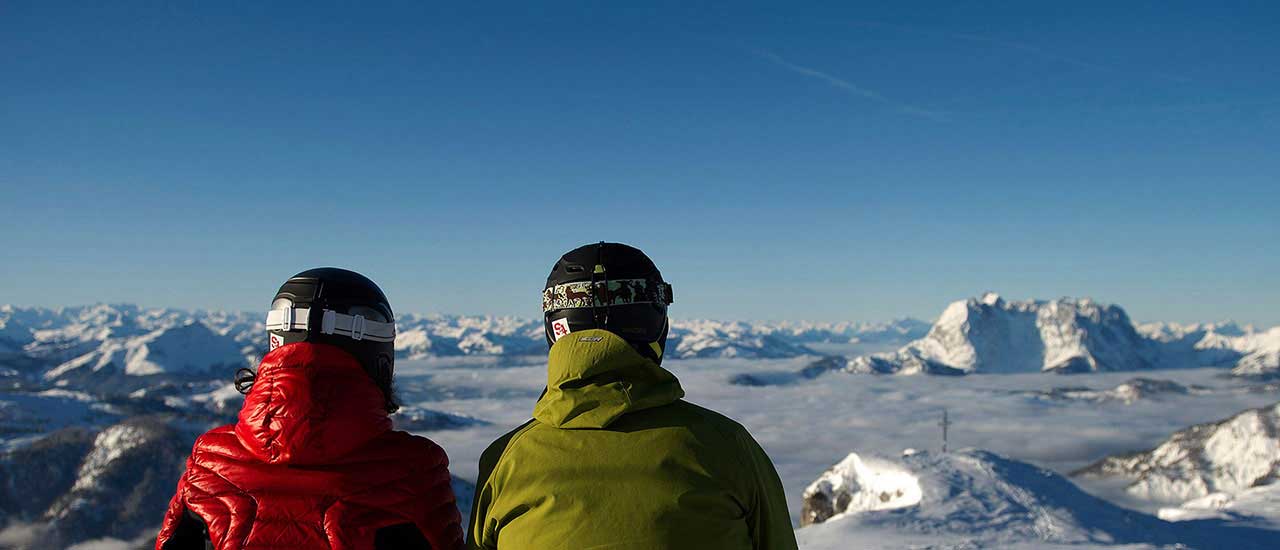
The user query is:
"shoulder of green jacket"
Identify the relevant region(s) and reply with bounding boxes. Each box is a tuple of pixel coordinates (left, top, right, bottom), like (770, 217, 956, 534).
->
(467, 418, 538, 544)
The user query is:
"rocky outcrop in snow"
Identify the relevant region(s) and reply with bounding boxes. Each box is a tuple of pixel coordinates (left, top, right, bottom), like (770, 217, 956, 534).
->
(1075, 402, 1280, 504)
(391, 405, 488, 431)
(1020, 377, 1211, 405)
(801, 451, 922, 526)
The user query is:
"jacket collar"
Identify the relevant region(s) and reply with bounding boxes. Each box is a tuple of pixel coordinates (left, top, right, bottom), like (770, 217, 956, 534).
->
(234, 342, 391, 465)
(533, 329, 684, 429)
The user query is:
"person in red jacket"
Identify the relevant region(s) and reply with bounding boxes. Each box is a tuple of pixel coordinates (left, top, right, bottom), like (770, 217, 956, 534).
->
(155, 268, 463, 550)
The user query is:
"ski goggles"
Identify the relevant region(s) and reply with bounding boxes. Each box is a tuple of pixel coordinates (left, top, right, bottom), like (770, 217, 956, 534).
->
(542, 279, 674, 313)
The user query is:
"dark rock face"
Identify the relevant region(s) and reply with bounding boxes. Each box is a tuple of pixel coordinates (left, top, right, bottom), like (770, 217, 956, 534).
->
(0, 427, 97, 524)
(0, 417, 196, 549)
(800, 487, 852, 527)
(38, 417, 195, 549)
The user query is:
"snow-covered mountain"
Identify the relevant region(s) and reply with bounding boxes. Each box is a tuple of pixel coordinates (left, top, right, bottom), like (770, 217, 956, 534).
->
(394, 314, 546, 359)
(797, 448, 1273, 549)
(1075, 402, 1280, 504)
(841, 293, 1279, 376)
(847, 293, 1157, 374)
(43, 321, 247, 380)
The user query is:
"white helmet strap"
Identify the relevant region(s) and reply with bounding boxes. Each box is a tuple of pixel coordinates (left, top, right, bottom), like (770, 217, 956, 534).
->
(265, 307, 396, 343)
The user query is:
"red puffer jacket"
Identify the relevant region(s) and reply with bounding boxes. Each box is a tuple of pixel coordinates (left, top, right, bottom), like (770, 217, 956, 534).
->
(155, 342, 463, 550)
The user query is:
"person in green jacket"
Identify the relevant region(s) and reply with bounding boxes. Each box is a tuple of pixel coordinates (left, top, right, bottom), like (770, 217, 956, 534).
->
(468, 242, 799, 550)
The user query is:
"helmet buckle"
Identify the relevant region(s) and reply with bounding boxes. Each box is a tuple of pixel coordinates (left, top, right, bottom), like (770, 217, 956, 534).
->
(321, 309, 337, 335)
(351, 315, 366, 341)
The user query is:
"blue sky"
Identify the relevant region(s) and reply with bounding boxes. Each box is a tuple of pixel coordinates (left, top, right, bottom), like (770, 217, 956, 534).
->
(2, 2, 1277, 324)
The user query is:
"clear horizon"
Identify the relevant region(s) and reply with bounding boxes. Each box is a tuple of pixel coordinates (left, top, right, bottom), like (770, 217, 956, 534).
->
(3, 3, 1277, 325)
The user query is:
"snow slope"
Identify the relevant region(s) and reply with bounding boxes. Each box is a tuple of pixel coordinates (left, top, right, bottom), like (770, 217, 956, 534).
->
(1159, 484, 1280, 530)
(797, 449, 1274, 549)
(1076, 402, 1280, 504)
(1229, 328, 1280, 378)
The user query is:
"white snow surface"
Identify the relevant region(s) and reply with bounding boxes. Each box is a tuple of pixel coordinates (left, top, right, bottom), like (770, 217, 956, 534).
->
(1159, 484, 1280, 530)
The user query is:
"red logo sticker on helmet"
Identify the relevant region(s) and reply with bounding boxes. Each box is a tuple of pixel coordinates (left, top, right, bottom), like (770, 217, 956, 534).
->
(551, 318, 572, 342)
(269, 333, 284, 351)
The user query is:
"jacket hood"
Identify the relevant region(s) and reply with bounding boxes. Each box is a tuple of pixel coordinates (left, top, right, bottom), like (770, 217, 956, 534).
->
(533, 329, 685, 429)
(234, 342, 392, 465)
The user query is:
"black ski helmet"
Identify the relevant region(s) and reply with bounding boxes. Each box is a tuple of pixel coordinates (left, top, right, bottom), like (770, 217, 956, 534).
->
(543, 243, 674, 363)
(262, 267, 399, 412)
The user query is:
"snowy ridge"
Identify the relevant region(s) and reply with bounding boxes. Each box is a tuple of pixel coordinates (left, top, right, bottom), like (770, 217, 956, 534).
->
(0, 305, 929, 374)
(798, 448, 1274, 549)
(1076, 402, 1280, 504)
(44, 321, 246, 380)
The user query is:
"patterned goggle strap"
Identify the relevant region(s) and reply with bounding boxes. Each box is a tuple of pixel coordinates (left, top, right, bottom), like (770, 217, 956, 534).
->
(542, 279, 674, 313)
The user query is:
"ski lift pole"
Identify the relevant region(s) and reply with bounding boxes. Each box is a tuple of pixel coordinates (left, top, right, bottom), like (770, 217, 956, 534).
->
(939, 409, 950, 454)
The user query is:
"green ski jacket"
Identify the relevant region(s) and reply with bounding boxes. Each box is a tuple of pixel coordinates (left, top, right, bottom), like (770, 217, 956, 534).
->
(467, 329, 799, 550)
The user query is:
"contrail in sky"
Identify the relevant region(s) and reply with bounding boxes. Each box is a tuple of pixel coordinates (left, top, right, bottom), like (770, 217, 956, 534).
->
(751, 49, 946, 120)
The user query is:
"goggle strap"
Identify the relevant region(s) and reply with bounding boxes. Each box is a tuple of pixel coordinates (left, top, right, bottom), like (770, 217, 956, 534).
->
(265, 307, 396, 343)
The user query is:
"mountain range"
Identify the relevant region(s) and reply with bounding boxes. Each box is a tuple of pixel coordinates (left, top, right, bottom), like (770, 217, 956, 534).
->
(0, 304, 933, 384)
